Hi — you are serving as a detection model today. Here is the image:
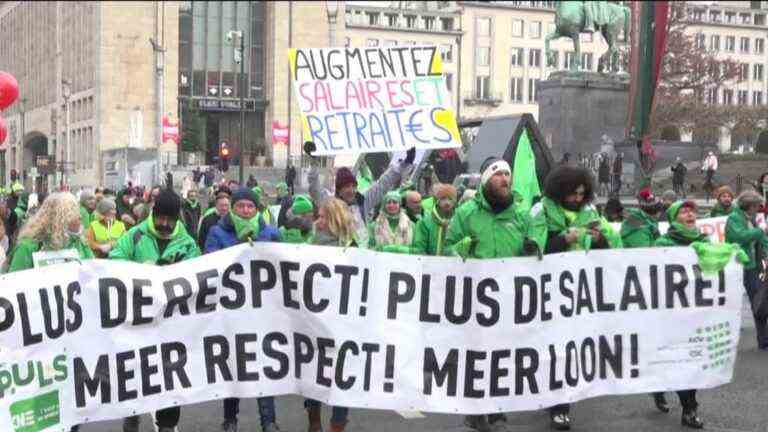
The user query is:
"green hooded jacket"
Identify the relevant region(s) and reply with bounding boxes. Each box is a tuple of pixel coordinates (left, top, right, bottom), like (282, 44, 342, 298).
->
(109, 218, 200, 265)
(412, 206, 453, 256)
(620, 208, 660, 248)
(445, 190, 532, 259)
(725, 206, 768, 269)
(529, 197, 622, 252)
(7, 236, 94, 273)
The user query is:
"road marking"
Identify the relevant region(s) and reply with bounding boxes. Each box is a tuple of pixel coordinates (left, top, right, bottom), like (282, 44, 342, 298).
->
(396, 410, 426, 419)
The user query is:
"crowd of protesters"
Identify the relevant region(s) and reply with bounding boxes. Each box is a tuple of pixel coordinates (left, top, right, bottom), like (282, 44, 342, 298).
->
(1, 143, 767, 432)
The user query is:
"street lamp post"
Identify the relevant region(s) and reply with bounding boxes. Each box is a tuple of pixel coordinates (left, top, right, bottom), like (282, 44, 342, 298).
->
(325, 1, 339, 189)
(62, 79, 71, 188)
(150, 37, 166, 186)
(227, 30, 246, 185)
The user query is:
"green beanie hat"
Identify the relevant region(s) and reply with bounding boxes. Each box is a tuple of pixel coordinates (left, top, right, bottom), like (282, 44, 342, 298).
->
(384, 190, 401, 204)
(251, 186, 264, 204)
(291, 194, 314, 215)
(666, 200, 697, 223)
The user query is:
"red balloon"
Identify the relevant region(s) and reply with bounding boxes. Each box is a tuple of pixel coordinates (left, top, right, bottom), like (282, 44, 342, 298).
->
(0, 71, 19, 110)
(0, 116, 7, 146)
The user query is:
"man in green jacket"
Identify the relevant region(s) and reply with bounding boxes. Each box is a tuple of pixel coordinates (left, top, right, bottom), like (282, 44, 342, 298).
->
(725, 190, 768, 350)
(710, 186, 735, 218)
(109, 190, 200, 432)
(621, 189, 663, 248)
(445, 157, 536, 432)
(412, 183, 457, 256)
(279, 194, 314, 244)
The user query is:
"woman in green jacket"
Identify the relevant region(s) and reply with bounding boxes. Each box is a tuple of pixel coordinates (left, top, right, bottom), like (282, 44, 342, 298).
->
(412, 184, 457, 256)
(652, 200, 706, 429)
(5, 192, 93, 432)
(279, 194, 315, 244)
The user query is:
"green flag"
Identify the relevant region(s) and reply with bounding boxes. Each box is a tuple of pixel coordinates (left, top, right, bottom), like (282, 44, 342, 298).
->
(512, 129, 541, 211)
(356, 161, 373, 194)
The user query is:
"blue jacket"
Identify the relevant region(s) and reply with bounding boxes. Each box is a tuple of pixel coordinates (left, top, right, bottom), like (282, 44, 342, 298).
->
(204, 213, 281, 253)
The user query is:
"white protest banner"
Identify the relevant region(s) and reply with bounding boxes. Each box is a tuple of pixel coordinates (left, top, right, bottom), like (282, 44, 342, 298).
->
(611, 216, 728, 243)
(0, 244, 743, 431)
(288, 46, 461, 156)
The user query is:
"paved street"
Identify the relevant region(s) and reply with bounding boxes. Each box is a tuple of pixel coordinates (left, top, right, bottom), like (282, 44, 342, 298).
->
(79, 299, 768, 432)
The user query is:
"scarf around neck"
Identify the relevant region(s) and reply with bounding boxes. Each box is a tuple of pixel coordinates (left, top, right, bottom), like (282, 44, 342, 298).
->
(666, 222, 707, 245)
(230, 211, 261, 241)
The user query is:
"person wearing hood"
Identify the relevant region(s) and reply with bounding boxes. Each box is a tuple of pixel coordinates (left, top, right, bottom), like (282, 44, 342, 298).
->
(279, 194, 314, 244)
(446, 157, 537, 432)
(404, 190, 423, 223)
(109, 190, 199, 432)
(368, 190, 414, 252)
(203, 187, 282, 432)
(79, 190, 97, 230)
(412, 184, 457, 256)
(274, 181, 290, 206)
(528, 165, 620, 431)
(85, 198, 126, 258)
(725, 190, 768, 350)
(621, 189, 663, 248)
(181, 188, 202, 241)
(710, 186, 735, 217)
(650, 200, 708, 429)
(306, 141, 414, 248)
(305, 197, 357, 432)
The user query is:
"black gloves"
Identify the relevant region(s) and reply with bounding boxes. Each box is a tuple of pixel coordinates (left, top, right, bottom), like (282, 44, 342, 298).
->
(303, 141, 317, 157)
(404, 147, 416, 165)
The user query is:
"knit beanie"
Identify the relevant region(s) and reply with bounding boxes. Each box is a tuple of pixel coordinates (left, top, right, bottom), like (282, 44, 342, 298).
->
(291, 194, 314, 215)
(434, 184, 458, 202)
(714, 185, 734, 200)
(233, 187, 259, 207)
(96, 198, 116, 215)
(251, 186, 264, 205)
(335, 167, 357, 193)
(153, 189, 182, 218)
(384, 190, 401, 204)
(479, 157, 511, 186)
(666, 200, 697, 223)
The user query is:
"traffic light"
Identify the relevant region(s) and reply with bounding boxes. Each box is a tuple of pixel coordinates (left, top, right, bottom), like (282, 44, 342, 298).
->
(219, 141, 230, 172)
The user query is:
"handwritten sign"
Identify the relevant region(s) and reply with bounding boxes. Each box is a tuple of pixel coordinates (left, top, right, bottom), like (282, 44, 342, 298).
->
(289, 46, 461, 156)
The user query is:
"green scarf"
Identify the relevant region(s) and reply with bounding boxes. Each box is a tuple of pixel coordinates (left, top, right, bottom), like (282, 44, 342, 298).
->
(432, 206, 452, 256)
(538, 197, 622, 250)
(230, 212, 261, 241)
(691, 242, 749, 274)
(665, 222, 707, 246)
(186, 199, 199, 208)
(147, 213, 182, 239)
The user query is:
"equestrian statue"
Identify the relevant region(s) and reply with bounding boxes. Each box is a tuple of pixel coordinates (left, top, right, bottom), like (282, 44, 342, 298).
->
(545, 1, 631, 73)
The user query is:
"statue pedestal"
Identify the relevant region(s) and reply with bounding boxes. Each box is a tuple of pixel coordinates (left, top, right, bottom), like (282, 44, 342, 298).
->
(537, 71, 629, 159)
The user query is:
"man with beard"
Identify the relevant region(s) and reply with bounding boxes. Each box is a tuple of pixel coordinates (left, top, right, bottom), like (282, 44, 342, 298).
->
(109, 189, 200, 432)
(446, 157, 537, 432)
(529, 164, 621, 430)
(620, 189, 663, 248)
(412, 184, 457, 256)
(403, 190, 423, 223)
(710, 186, 735, 217)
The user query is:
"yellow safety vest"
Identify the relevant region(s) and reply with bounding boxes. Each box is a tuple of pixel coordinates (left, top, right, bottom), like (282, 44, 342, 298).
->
(90, 219, 126, 244)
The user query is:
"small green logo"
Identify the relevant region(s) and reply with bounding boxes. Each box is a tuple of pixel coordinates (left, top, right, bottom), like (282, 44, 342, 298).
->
(9, 390, 60, 432)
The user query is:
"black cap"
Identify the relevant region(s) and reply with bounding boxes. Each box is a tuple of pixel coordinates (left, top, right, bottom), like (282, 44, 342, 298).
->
(153, 189, 182, 218)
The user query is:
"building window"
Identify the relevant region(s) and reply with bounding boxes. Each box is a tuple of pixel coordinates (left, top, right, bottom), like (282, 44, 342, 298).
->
(726, 12, 735, 23)
(424, 16, 435, 30)
(756, 38, 765, 54)
(706, 88, 718, 104)
(510, 47, 524, 67)
(475, 75, 490, 99)
(528, 78, 539, 103)
(695, 33, 706, 49)
(477, 17, 491, 36)
(581, 53, 593, 71)
(565, 52, 577, 69)
(754, 91, 763, 105)
(710, 10, 721, 22)
(725, 36, 735, 52)
(757, 14, 766, 25)
(405, 15, 417, 28)
(366, 38, 379, 47)
(510, 77, 523, 102)
(723, 89, 734, 105)
(386, 14, 398, 27)
(440, 44, 453, 62)
(512, 19, 524, 37)
(476, 47, 490, 66)
(441, 17, 454, 31)
(383, 40, 397, 47)
(529, 21, 542, 39)
(366, 12, 380, 25)
(741, 13, 752, 24)
(445, 73, 453, 92)
(740, 63, 750, 81)
(755, 63, 764, 81)
(710, 35, 720, 51)
(741, 37, 751, 53)
(529, 48, 542, 67)
(738, 90, 749, 105)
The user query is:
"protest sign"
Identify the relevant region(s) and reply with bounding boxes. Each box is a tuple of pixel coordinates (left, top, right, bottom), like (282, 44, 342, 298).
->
(611, 216, 727, 243)
(288, 46, 461, 156)
(0, 244, 743, 431)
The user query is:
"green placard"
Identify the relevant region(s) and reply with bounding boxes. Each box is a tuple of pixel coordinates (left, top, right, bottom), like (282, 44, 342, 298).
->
(10, 390, 60, 432)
